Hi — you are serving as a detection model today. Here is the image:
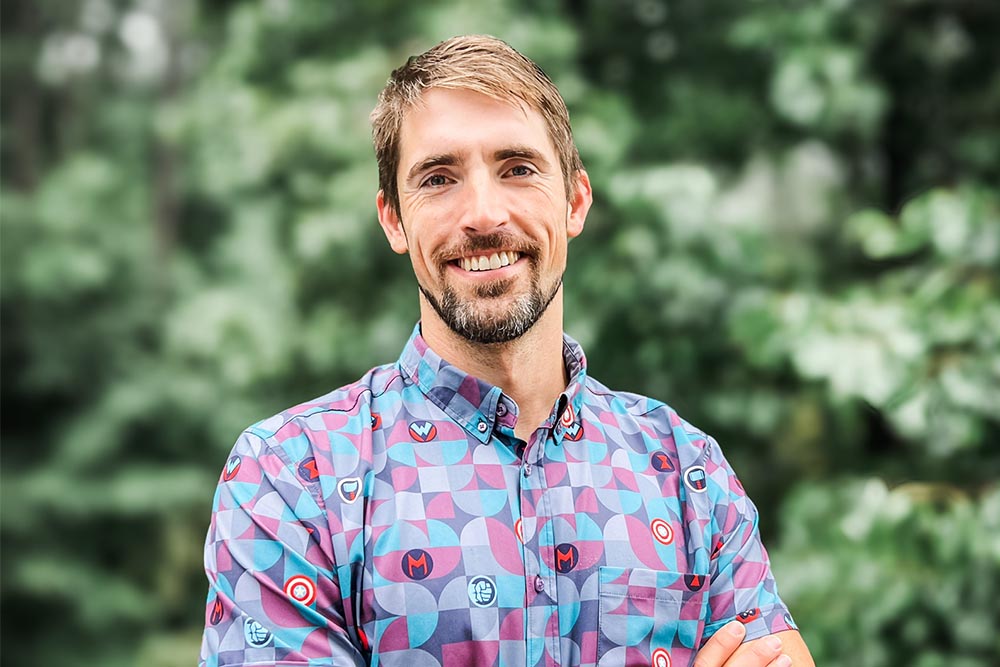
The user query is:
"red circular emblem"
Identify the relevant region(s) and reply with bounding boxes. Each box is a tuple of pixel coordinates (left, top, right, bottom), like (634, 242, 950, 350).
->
(284, 575, 316, 606)
(652, 648, 672, 667)
(560, 403, 575, 428)
(515, 518, 525, 544)
(651, 518, 674, 545)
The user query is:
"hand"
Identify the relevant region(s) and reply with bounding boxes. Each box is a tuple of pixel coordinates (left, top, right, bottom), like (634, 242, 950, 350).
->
(693, 622, 792, 667)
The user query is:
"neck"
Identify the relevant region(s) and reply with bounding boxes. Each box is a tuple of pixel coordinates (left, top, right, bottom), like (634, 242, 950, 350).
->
(419, 290, 568, 441)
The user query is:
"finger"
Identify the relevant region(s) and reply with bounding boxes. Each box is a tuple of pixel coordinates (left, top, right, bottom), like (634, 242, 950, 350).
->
(765, 654, 793, 667)
(692, 622, 746, 667)
(734, 635, 784, 667)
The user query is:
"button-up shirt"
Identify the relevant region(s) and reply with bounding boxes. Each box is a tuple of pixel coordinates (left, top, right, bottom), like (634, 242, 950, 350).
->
(201, 325, 794, 667)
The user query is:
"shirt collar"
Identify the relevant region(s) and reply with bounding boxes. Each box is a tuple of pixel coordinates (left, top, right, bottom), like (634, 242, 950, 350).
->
(396, 323, 589, 444)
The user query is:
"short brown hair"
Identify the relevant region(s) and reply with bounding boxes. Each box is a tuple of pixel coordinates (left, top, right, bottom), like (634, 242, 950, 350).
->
(371, 35, 583, 214)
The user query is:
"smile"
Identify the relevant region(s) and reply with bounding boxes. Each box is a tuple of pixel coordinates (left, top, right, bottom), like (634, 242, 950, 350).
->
(456, 251, 521, 272)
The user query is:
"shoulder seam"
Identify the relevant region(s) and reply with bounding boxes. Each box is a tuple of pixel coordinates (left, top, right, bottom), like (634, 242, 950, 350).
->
(247, 372, 405, 440)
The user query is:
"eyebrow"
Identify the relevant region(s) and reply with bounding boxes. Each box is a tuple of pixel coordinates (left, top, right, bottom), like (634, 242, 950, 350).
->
(406, 153, 461, 183)
(405, 145, 553, 183)
(495, 146, 547, 163)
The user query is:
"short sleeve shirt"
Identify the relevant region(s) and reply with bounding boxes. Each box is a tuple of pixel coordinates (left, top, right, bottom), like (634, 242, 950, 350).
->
(200, 324, 795, 667)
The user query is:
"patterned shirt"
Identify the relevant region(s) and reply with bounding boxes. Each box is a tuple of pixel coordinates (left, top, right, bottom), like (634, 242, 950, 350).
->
(201, 325, 795, 667)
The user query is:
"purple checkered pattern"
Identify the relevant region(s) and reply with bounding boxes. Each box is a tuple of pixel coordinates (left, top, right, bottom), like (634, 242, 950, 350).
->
(200, 324, 795, 667)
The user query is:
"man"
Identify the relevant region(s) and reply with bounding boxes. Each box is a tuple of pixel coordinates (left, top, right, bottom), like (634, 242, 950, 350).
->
(200, 35, 814, 667)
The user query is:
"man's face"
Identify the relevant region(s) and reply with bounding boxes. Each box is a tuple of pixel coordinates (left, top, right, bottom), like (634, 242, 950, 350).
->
(377, 88, 591, 344)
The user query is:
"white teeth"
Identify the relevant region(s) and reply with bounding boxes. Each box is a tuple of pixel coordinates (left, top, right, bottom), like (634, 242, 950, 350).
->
(459, 251, 521, 271)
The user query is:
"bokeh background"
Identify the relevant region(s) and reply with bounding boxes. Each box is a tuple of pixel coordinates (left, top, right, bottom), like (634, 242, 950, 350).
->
(3, 0, 999, 665)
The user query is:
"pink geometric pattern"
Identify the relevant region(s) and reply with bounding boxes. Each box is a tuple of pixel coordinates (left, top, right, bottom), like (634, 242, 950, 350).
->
(200, 325, 794, 666)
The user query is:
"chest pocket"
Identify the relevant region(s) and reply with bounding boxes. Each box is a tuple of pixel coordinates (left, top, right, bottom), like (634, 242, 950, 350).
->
(597, 567, 708, 667)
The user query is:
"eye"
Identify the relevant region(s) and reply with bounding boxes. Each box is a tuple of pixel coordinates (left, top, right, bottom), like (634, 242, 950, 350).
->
(422, 173, 450, 188)
(508, 164, 534, 177)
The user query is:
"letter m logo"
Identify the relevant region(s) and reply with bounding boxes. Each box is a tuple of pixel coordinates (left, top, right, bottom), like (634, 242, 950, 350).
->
(401, 549, 433, 580)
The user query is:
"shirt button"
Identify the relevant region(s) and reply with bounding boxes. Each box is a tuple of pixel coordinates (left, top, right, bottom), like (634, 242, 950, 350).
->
(477, 421, 488, 433)
(496, 403, 507, 417)
(523, 463, 532, 477)
(534, 575, 545, 593)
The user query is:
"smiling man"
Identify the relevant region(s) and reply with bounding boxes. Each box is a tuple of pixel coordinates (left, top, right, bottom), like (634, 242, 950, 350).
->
(200, 36, 814, 667)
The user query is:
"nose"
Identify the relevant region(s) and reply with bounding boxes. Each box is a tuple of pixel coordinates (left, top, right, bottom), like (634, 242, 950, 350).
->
(459, 171, 508, 234)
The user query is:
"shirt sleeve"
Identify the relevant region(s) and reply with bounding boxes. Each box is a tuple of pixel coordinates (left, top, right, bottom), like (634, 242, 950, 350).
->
(700, 436, 797, 644)
(200, 430, 365, 667)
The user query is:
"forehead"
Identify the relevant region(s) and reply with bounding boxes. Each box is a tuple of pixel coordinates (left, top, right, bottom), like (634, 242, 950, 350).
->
(397, 88, 556, 166)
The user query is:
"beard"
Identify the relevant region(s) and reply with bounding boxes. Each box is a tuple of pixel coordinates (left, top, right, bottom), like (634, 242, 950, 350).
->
(418, 232, 562, 344)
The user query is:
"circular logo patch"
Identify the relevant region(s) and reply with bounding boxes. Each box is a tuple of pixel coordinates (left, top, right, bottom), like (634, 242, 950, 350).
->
(514, 518, 525, 544)
(223, 455, 241, 481)
(408, 421, 438, 442)
(683, 466, 708, 493)
(651, 518, 674, 545)
(468, 575, 497, 607)
(401, 549, 433, 580)
(209, 596, 225, 625)
(652, 648, 672, 667)
(298, 457, 320, 482)
(650, 451, 675, 473)
(560, 403, 575, 428)
(243, 617, 272, 647)
(554, 543, 579, 573)
(563, 421, 584, 441)
(284, 575, 316, 606)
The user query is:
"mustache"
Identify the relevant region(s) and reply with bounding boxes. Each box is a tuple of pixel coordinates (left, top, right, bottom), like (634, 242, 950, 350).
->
(433, 232, 538, 264)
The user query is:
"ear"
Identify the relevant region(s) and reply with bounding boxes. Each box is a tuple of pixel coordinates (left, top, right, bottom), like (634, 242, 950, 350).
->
(566, 169, 593, 239)
(376, 189, 409, 254)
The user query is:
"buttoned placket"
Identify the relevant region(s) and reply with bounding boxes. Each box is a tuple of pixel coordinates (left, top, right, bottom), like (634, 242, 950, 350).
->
(521, 422, 567, 667)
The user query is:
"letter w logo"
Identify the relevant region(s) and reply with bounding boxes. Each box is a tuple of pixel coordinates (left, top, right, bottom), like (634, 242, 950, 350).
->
(408, 421, 438, 442)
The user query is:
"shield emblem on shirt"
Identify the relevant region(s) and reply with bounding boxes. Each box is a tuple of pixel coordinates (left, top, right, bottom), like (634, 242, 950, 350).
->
(337, 477, 362, 504)
(684, 573, 705, 591)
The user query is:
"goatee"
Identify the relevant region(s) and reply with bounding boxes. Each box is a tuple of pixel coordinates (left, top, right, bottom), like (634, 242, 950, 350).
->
(415, 231, 562, 344)
(419, 274, 561, 344)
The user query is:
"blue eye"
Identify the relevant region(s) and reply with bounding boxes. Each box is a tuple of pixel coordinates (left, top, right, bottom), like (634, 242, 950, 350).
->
(424, 174, 449, 187)
(509, 165, 532, 177)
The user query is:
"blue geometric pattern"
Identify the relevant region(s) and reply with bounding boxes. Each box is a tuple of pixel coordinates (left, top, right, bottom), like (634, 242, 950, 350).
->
(200, 324, 795, 666)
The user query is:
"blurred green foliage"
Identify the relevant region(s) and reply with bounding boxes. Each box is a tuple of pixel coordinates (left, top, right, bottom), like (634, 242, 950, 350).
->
(2, 1, 997, 665)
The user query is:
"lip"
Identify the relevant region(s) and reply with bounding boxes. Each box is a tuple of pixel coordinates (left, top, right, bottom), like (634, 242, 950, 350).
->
(446, 253, 527, 279)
